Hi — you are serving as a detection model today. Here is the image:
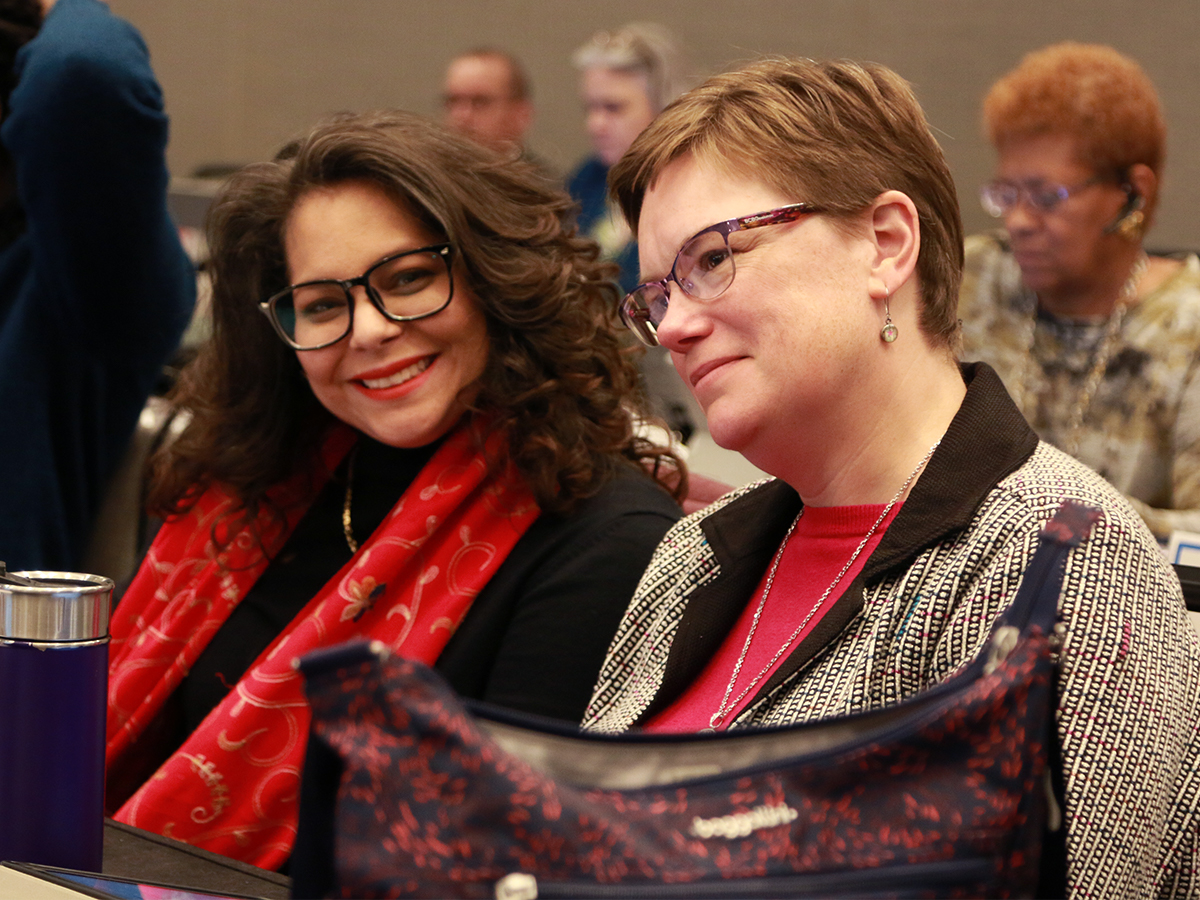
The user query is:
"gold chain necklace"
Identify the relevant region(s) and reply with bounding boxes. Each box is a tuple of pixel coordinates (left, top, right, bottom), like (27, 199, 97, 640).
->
(705, 440, 941, 732)
(1016, 252, 1147, 457)
(342, 445, 359, 553)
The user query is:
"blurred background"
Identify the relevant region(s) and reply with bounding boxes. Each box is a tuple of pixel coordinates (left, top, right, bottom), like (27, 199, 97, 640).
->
(109, 0, 1200, 251)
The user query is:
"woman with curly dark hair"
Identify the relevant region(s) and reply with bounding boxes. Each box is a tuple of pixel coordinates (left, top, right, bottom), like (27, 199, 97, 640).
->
(104, 110, 684, 869)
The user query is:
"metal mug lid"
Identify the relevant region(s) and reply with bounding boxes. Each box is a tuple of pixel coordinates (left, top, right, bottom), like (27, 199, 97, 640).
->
(0, 565, 113, 641)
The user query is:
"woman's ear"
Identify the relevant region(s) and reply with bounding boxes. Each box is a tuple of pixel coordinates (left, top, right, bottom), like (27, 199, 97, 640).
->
(1125, 163, 1156, 203)
(866, 190, 920, 300)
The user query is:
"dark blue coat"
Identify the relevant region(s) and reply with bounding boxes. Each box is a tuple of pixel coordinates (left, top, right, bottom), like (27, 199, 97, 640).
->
(0, 0, 194, 569)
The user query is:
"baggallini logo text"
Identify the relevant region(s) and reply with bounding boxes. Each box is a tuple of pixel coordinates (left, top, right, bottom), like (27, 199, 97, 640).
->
(690, 803, 799, 839)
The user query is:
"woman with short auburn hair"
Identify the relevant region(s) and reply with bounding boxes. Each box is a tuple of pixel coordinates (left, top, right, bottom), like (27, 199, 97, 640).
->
(104, 109, 684, 869)
(960, 42, 1200, 539)
(983, 42, 1165, 203)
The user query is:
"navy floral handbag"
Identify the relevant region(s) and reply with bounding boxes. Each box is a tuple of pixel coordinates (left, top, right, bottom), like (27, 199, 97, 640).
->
(290, 502, 1097, 899)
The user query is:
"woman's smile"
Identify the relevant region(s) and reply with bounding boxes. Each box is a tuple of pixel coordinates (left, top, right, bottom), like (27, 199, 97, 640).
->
(687, 354, 746, 391)
(353, 354, 436, 392)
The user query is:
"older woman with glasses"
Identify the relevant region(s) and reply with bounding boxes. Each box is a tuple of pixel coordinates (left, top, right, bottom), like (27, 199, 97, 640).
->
(102, 110, 684, 868)
(584, 56, 1199, 896)
(959, 42, 1200, 542)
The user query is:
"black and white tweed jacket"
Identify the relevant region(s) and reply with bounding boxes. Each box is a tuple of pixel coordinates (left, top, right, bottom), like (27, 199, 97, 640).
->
(584, 364, 1200, 898)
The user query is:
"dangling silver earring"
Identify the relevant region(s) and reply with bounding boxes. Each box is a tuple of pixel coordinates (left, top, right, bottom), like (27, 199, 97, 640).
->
(880, 293, 898, 343)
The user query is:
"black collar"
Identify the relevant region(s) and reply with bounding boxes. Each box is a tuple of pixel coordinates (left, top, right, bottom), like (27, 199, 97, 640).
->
(639, 362, 1038, 723)
(863, 362, 1038, 582)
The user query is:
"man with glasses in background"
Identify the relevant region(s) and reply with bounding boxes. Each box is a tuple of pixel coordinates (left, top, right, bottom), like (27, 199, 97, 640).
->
(959, 42, 1200, 543)
(442, 47, 553, 179)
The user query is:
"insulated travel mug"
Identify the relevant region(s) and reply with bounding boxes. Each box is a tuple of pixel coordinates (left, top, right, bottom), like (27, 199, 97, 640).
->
(0, 567, 113, 871)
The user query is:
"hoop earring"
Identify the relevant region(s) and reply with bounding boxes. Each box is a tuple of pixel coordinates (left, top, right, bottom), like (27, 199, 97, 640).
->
(880, 294, 898, 343)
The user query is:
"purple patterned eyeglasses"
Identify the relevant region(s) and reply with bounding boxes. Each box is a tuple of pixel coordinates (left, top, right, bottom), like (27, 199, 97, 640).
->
(620, 203, 823, 346)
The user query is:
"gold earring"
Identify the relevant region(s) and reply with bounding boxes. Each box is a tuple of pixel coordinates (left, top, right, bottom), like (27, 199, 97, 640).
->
(1115, 209, 1146, 241)
(880, 294, 898, 343)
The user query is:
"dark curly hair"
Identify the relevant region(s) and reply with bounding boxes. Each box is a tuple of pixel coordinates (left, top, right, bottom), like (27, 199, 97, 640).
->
(148, 110, 684, 538)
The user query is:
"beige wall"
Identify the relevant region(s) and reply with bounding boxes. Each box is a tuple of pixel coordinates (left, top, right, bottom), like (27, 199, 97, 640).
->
(108, 0, 1200, 251)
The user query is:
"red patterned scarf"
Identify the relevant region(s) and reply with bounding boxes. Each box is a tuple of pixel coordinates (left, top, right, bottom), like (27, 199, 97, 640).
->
(105, 424, 538, 869)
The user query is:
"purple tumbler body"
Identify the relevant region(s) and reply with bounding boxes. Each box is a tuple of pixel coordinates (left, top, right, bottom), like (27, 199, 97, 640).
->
(0, 571, 112, 871)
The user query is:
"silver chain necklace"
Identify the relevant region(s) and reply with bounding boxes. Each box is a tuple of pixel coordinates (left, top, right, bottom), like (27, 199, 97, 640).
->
(706, 440, 941, 731)
(1015, 252, 1147, 457)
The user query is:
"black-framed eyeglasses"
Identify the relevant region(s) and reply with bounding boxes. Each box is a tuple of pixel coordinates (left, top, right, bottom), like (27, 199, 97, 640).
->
(259, 243, 454, 350)
(979, 177, 1102, 218)
(619, 203, 823, 347)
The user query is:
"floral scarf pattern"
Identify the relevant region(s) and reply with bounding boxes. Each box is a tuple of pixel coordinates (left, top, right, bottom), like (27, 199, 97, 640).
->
(105, 424, 538, 868)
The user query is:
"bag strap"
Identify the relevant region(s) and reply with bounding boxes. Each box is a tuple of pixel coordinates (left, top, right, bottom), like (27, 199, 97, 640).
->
(989, 501, 1099, 899)
(294, 638, 386, 680)
(990, 500, 1101, 648)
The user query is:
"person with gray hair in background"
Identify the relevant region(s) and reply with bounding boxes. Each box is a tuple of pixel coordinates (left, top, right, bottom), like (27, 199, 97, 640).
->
(569, 22, 700, 444)
(568, 22, 689, 296)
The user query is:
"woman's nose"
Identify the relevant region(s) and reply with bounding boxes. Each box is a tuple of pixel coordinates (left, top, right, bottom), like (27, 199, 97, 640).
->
(347, 287, 403, 348)
(653, 289, 712, 353)
(1002, 199, 1041, 234)
(586, 109, 607, 139)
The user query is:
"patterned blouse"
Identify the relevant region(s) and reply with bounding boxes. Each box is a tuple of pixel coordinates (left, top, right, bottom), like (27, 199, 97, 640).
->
(959, 232, 1200, 540)
(584, 364, 1200, 898)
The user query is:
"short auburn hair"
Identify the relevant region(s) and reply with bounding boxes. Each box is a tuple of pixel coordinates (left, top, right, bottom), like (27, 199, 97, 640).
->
(983, 43, 1166, 216)
(609, 56, 963, 350)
